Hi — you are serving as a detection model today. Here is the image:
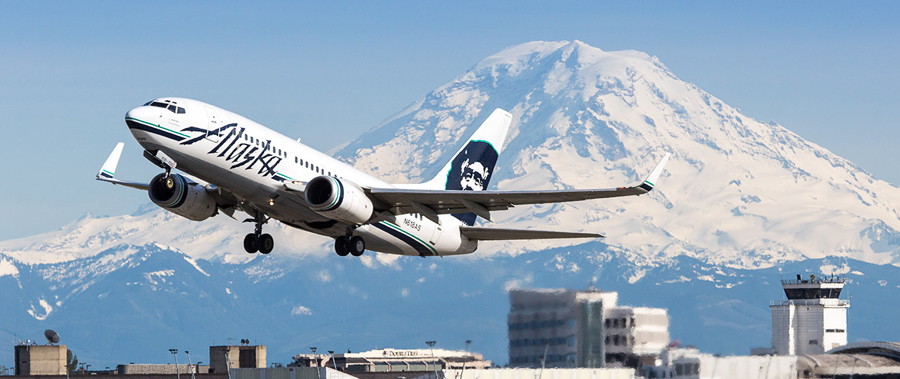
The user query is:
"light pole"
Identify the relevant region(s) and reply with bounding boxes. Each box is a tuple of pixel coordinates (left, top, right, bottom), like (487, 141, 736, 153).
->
(222, 348, 233, 379)
(426, 341, 438, 379)
(185, 351, 195, 379)
(461, 340, 471, 378)
(169, 349, 180, 379)
(310, 347, 320, 379)
(328, 351, 338, 370)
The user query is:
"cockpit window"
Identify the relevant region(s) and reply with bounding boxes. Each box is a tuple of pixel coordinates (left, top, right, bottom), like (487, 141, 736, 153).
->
(147, 101, 186, 114)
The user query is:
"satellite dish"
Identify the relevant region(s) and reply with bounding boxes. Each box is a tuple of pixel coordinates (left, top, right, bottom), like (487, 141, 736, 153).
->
(44, 329, 60, 344)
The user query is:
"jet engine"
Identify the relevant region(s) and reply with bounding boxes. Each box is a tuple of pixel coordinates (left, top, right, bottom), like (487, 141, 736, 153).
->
(148, 173, 217, 221)
(304, 176, 373, 225)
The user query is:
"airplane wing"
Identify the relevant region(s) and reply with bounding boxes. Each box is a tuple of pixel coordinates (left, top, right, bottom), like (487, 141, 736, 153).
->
(459, 226, 603, 240)
(366, 153, 670, 222)
(95, 142, 150, 190)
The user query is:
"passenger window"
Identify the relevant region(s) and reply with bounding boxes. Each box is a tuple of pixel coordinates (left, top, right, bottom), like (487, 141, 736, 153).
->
(294, 157, 297, 164)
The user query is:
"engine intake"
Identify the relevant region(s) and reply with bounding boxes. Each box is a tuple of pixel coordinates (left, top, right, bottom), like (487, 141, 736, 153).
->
(148, 173, 217, 221)
(304, 176, 373, 225)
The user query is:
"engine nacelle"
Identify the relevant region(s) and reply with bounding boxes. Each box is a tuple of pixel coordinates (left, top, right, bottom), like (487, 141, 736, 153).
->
(304, 176, 373, 225)
(148, 173, 217, 221)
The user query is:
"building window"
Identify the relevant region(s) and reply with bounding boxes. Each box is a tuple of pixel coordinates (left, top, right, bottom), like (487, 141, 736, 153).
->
(809, 339, 818, 345)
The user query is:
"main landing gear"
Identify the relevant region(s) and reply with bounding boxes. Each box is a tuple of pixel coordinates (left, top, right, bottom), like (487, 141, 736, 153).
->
(334, 236, 365, 257)
(243, 211, 273, 255)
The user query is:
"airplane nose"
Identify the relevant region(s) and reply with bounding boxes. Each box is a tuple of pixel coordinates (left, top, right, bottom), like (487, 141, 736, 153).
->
(125, 106, 159, 123)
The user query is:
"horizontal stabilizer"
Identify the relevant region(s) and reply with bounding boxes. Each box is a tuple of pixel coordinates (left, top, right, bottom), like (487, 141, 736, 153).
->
(459, 226, 603, 241)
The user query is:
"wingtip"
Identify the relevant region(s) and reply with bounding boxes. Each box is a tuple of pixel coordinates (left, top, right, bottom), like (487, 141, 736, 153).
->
(642, 153, 671, 189)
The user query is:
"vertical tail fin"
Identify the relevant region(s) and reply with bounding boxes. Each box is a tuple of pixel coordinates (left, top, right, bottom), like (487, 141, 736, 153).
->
(424, 108, 512, 225)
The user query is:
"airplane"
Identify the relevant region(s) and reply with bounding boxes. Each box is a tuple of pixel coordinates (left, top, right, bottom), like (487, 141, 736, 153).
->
(97, 97, 670, 257)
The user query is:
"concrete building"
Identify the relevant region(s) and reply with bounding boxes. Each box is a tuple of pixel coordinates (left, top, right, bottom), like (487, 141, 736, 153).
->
(659, 350, 798, 379)
(603, 307, 670, 367)
(432, 368, 634, 379)
(14, 344, 67, 375)
(290, 348, 491, 373)
(232, 367, 633, 379)
(210, 344, 267, 374)
(116, 363, 205, 375)
(770, 274, 848, 355)
(507, 288, 669, 369)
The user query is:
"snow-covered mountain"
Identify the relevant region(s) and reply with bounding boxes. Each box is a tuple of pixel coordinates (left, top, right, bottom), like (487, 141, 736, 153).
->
(4, 40, 900, 366)
(5, 40, 898, 268)
(336, 40, 900, 267)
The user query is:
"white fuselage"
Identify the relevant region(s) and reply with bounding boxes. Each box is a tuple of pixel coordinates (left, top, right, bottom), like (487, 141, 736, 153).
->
(125, 97, 475, 256)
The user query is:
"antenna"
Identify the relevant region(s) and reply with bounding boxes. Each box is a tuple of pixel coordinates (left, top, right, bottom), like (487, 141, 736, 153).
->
(44, 330, 60, 345)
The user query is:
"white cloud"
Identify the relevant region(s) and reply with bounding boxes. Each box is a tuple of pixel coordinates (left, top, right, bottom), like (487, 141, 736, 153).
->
(291, 305, 312, 316)
(401, 288, 410, 297)
(504, 274, 533, 292)
(317, 270, 332, 282)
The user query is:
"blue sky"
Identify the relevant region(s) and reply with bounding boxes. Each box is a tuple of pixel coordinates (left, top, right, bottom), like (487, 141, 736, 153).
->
(1, 1, 898, 240)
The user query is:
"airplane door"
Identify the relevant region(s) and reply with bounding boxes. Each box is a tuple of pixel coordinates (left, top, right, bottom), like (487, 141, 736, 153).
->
(203, 106, 221, 142)
(429, 225, 442, 245)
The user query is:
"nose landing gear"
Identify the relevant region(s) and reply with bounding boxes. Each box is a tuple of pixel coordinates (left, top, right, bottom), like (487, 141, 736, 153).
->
(243, 210, 273, 254)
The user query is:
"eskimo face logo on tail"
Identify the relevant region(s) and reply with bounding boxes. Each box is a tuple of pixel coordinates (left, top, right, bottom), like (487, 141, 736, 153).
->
(446, 140, 499, 225)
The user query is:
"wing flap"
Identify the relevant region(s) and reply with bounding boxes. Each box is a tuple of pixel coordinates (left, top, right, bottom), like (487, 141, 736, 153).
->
(366, 153, 670, 218)
(459, 226, 603, 241)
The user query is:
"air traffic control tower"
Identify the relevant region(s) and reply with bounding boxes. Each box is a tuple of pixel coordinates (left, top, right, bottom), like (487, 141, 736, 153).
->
(770, 274, 849, 355)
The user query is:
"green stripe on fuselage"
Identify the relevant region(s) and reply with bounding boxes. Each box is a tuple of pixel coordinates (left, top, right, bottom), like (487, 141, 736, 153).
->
(378, 221, 438, 255)
(126, 117, 190, 138)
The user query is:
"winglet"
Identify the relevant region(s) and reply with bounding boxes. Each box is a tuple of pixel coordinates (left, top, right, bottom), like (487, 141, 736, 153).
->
(96, 143, 150, 190)
(638, 153, 671, 192)
(98, 142, 125, 179)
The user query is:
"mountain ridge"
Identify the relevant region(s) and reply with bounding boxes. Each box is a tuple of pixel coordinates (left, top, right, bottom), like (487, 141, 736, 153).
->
(333, 40, 900, 267)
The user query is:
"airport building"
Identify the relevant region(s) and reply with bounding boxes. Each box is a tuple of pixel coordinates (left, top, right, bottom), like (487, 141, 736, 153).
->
(290, 348, 491, 373)
(14, 344, 67, 375)
(770, 274, 849, 355)
(210, 343, 267, 373)
(230, 367, 634, 379)
(507, 288, 669, 369)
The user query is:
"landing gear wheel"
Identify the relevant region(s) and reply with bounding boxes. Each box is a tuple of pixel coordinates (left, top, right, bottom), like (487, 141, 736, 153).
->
(258, 234, 274, 254)
(243, 234, 258, 254)
(334, 238, 350, 257)
(348, 236, 365, 257)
